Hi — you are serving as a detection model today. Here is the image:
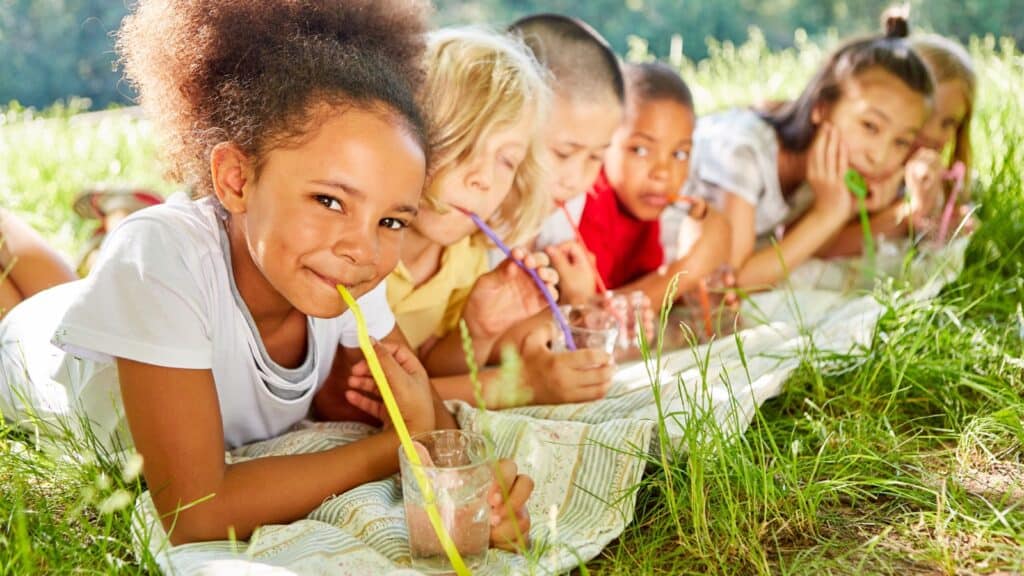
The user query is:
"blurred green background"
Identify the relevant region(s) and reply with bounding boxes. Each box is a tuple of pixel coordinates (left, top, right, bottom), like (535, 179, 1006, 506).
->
(2, 0, 1022, 110)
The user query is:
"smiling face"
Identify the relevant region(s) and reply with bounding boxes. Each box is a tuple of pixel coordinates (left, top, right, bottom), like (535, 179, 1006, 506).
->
(544, 93, 623, 204)
(223, 104, 426, 319)
(413, 113, 534, 246)
(916, 79, 969, 152)
(603, 97, 695, 221)
(822, 67, 930, 190)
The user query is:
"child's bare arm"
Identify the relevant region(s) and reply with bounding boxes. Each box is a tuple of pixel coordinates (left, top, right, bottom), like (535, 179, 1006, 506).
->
(118, 348, 435, 545)
(413, 312, 613, 408)
(421, 250, 558, 377)
(317, 328, 457, 430)
(545, 241, 599, 306)
(737, 122, 853, 289)
(721, 194, 758, 269)
(420, 328, 494, 378)
(737, 207, 848, 289)
(426, 351, 613, 409)
(618, 207, 731, 305)
(817, 203, 907, 258)
(0, 209, 76, 298)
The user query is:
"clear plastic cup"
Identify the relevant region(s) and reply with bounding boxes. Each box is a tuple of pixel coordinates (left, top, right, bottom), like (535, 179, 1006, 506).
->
(594, 290, 650, 351)
(399, 430, 494, 573)
(552, 303, 620, 353)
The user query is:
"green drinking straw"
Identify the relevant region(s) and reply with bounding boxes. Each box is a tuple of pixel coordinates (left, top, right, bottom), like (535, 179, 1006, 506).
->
(844, 168, 875, 280)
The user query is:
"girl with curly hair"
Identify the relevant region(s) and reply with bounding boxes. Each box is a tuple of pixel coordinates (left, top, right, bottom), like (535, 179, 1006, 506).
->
(0, 0, 531, 549)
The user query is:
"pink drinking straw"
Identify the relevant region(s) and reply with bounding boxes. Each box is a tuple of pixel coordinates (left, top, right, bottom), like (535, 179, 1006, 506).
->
(936, 161, 966, 245)
(454, 206, 577, 351)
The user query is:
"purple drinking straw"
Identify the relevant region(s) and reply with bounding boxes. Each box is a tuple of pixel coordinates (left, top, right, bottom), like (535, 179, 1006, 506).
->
(455, 206, 577, 351)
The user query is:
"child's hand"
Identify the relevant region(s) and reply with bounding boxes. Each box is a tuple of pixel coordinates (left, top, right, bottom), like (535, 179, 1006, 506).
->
(520, 324, 615, 404)
(864, 165, 906, 214)
(807, 123, 853, 220)
(346, 342, 435, 435)
(488, 459, 533, 552)
(463, 249, 559, 340)
(545, 241, 598, 306)
(905, 148, 945, 226)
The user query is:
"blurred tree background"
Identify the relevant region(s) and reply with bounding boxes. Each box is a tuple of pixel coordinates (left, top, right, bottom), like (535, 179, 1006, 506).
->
(1, 0, 1022, 110)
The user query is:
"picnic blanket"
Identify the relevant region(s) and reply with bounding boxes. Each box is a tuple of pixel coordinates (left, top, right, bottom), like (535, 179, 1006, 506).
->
(138, 238, 968, 575)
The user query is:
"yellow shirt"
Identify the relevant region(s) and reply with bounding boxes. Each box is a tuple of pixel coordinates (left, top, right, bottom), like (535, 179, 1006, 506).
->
(387, 237, 490, 350)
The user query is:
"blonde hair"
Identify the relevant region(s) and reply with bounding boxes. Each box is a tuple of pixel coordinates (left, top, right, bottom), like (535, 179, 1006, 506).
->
(911, 34, 976, 189)
(420, 27, 551, 246)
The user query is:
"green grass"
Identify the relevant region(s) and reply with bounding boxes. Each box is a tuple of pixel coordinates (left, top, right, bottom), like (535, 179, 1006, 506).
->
(587, 33, 1024, 575)
(3, 31, 1024, 574)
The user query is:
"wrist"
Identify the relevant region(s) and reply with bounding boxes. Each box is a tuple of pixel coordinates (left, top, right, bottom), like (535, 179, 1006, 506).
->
(405, 417, 435, 438)
(482, 365, 535, 409)
(810, 203, 851, 228)
(563, 286, 594, 307)
(464, 313, 503, 342)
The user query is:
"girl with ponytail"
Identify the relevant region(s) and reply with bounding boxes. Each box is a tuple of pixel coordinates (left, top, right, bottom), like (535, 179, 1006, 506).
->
(677, 12, 935, 289)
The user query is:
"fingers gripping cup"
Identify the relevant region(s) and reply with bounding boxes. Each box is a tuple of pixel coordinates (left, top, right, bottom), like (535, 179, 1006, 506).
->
(552, 303, 620, 354)
(400, 430, 495, 573)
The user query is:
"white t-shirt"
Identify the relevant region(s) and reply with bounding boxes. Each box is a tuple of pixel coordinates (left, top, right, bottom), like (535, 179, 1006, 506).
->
(684, 108, 793, 236)
(534, 194, 586, 251)
(659, 204, 703, 263)
(0, 195, 394, 450)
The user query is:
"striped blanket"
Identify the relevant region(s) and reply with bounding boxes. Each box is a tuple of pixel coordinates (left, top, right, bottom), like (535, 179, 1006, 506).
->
(138, 239, 967, 575)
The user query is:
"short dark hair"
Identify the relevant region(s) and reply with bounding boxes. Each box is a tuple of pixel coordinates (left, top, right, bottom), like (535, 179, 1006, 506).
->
(624, 62, 694, 111)
(118, 0, 431, 196)
(760, 16, 933, 152)
(509, 13, 624, 105)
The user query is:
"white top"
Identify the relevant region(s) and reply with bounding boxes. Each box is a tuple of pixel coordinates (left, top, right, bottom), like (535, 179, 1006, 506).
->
(534, 193, 586, 250)
(659, 204, 703, 263)
(684, 108, 792, 236)
(0, 195, 394, 450)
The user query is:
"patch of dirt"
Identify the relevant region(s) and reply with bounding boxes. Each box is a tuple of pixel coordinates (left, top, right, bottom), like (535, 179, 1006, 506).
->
(956, 460, 1024, 502)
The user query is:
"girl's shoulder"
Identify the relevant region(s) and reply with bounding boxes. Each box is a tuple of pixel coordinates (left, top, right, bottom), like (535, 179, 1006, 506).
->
(697, 108, 775, 143)
(96, 194, 224, 267)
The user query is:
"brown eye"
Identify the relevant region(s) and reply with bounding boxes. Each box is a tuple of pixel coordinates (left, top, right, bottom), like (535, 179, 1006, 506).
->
(315, 195, 344, 213)
(380, 217, 408, 231)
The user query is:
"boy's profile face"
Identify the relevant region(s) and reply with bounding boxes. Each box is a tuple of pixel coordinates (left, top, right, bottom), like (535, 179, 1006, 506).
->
(544, 93, 623, 204)
(603, 98, 694, 221)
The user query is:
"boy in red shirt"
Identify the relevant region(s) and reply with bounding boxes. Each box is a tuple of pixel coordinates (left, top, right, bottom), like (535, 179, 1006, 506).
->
(579, 62, 730, 305)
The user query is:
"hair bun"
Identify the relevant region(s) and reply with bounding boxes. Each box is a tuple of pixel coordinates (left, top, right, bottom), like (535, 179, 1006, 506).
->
(882, 4, 911, 39)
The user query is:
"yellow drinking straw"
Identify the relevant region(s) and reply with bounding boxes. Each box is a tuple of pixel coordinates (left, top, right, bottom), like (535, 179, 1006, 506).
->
(336, 285, 470, 575)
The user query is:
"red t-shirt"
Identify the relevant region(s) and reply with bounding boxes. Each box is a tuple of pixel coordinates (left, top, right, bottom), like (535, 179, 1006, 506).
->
(578, 170, 664, 290)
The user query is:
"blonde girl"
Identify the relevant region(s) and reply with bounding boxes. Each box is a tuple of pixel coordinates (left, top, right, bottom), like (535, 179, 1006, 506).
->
(350, 27, 615, 409)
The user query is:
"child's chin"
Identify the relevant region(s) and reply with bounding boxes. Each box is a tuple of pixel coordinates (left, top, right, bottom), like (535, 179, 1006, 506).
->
(291, 286, 349, 319)
(628, 203, 664, 222)
(298, 298, 348, 319)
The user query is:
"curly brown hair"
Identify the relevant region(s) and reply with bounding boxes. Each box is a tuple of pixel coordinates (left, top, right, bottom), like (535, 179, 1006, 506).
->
(117, 0, 431, 196)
